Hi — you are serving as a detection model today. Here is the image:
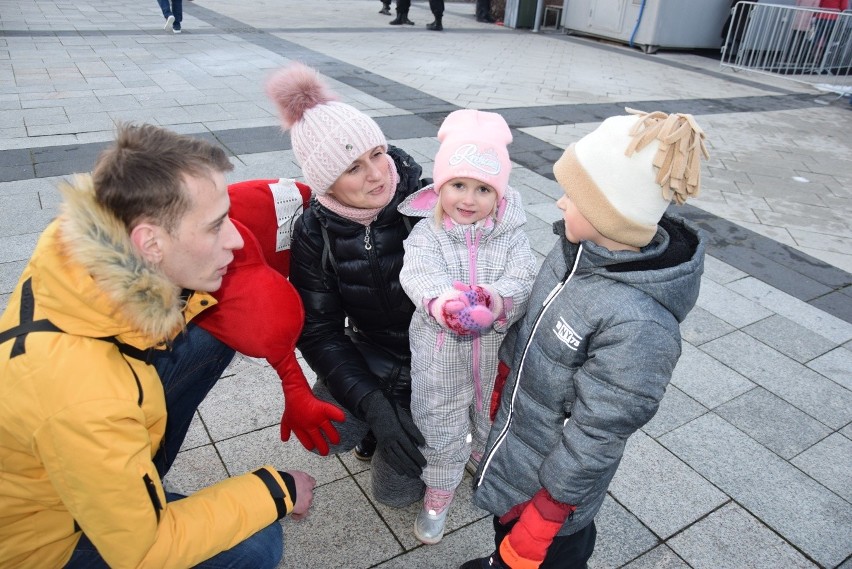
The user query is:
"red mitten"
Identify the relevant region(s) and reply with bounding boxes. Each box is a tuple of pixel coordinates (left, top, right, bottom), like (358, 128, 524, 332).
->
(490, 360, 511, 422)
(499, 488, 576, 569)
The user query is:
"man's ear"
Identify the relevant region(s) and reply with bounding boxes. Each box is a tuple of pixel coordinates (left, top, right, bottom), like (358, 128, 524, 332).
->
(130, 222, 165, 265)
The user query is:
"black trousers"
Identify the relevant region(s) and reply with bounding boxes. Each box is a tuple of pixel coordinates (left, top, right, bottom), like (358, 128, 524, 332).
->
(492, 516, 597, 568)
(476, 0, 492, 19)
(429, 0, 444, 17)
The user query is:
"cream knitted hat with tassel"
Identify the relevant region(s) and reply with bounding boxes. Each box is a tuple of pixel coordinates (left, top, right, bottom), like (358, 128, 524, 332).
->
(553, 108, 709, 247)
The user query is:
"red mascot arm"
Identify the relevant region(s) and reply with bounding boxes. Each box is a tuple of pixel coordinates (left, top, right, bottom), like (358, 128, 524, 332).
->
(194, 217, 344, 455)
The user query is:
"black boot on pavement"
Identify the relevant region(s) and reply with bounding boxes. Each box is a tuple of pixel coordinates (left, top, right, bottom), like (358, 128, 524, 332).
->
(379, 2, 391, 15)
(353, 431, 377, 461)
(427, 17, 443, 30)
(389, 10, 415, 25)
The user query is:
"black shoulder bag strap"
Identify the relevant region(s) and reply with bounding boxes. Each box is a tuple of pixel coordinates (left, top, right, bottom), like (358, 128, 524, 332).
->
(320, 223, 340, 276)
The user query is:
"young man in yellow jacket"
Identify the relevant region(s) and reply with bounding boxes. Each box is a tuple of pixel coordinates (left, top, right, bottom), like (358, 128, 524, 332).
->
(0, 124, 315, 569)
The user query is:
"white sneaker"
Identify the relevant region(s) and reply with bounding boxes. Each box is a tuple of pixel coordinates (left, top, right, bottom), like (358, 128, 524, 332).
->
(172, 28, 181, 34)
(164, 15, 175, 30)
(414, 488, 454, 544)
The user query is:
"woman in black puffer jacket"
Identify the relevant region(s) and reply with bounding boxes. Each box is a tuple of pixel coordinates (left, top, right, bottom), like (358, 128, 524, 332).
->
(266, 63, 428, 507)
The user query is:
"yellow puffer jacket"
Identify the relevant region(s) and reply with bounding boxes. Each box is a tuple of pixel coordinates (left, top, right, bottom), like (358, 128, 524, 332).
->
(0, 176, 294, 569)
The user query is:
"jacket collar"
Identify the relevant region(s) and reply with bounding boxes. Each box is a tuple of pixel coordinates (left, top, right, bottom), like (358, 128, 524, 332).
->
(47, 174, 187, 345)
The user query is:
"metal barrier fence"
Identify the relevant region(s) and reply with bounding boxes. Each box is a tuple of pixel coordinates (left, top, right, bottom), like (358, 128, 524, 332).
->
(720, 2, 852, 97)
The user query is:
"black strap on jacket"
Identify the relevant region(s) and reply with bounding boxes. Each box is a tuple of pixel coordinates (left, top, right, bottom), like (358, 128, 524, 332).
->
(0, 277, 156, 364)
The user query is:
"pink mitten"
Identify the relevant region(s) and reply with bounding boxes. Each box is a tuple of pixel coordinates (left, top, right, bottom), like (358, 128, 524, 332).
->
(431, 284, 495, 335)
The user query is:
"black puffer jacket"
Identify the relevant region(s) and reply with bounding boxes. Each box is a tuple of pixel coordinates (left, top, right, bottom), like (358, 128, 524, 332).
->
(290, 146, 424, 416)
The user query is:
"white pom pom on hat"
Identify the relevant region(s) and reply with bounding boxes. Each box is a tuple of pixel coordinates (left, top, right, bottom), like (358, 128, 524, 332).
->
(265, 62, 387, 194)
(553, 108, 709, 248)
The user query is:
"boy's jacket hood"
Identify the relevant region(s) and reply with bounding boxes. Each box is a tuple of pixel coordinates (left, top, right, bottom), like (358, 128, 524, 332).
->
(555, 214, 705, 323)
(33, 174, 186, 346)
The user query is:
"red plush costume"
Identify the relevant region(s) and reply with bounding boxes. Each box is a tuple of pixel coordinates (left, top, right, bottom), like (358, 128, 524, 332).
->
(193, 178, 345, 455)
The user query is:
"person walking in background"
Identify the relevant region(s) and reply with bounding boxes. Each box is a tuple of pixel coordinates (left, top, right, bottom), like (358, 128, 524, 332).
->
(461, 109, 709, 569)
(476, 0, 496, 23)
(265, 62, 430, 508)
(427, 0, 444, 30)
(157, 0, 183, 33)
(0, 123, 315, 569)
(812, 0, 849, 68)
(398, 109, 536, 545)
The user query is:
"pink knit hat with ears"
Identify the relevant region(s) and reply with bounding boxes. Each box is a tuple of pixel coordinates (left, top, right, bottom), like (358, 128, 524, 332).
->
(432, 110, 513, 200)
(265, 62, 387, 194)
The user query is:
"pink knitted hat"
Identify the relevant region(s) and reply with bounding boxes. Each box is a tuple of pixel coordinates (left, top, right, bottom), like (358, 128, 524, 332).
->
(265, 63, 387, 194)
(432, 109, 513, 200)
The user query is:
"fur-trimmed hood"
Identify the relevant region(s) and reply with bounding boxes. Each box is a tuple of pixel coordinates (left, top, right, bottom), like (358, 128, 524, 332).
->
(31, 175, 187, 346)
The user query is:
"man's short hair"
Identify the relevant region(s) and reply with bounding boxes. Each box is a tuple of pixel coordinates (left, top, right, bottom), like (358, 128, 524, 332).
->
(92, 123, 234, 233)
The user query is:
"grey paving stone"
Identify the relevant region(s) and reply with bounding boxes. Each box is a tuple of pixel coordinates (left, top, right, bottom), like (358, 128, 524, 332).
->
(588, 495, 659, 569)
(714, 387, 832, 459)
(163, 444, 228, 495)
(810, 291, 852, 326)
(374, 516, 494, 569)
(660, 414, 852, 568)
(642, 385, 708, 438)
(0, 164, 36, 183)
(216, 424, 349, 486)
(806, 347, 852, 391)
(177, 411, 210, 452)
(0, 260, 26, 296)
(278, 477, 403, 569)
(609, 432, 727, 539)
(701, 331, 852, 429)
(670, 341, 755, 409)
(668, 502, 818, 569)
(791, 433, 852, 504)
(743, 314, 837, 364)
(621, 545, 690, 569)
(355, 469, 488, 552)
(526, 201, 562, 226)
(695, 279, 773, 328)
(0, 193, 56, 237)
(198, 355, 281, 441)
(727, 277, 852, 344)
(841, 422, 852, 441)
(0, 233, 40, 264)
(680, 306, 736, 346)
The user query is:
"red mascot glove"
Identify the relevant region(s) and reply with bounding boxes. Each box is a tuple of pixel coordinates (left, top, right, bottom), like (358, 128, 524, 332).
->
(490, 361, 511, 422)
(498, 488, 576, 569)
(270, 350, 344, 455)
(194, 210, 345, 455)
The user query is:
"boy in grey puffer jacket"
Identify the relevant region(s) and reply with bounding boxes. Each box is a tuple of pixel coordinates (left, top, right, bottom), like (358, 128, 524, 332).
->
(461, 109, 710, 569)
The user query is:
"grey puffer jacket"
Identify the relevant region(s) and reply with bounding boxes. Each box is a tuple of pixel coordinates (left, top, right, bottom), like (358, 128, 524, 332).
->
(473, 214, 706, 535)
